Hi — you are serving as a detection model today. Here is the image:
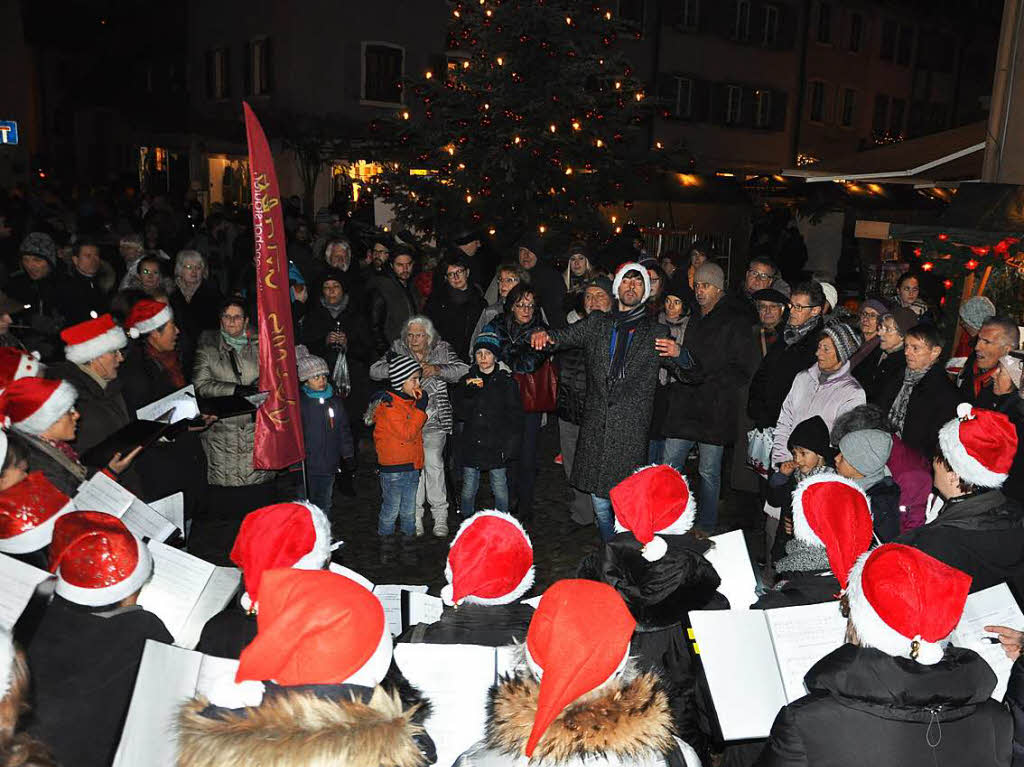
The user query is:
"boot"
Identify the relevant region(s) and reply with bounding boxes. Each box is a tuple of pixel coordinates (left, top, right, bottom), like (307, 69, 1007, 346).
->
(432, 510, 449, 537)
(414, 508, 425, 537)
(379, 535, 397, 566)
(398, 534, 417, 567)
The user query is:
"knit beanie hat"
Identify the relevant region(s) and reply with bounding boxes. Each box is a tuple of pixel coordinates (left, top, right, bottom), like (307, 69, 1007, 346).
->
(1001, 352, 1024, 391)
(787, 415, 836, 460)
(387, 353, 421, 390)
(821, 319, 861, 364)
(693, 262, 724, 290)
(583, 275, 614, 300)
(472, 328, 502, 357)
(861, 298, 889, 317)
(819, 282, 838, 311)
(662, 273, 691, 303)
(518, 232, 546, 261)
(838, 429, 893, 478)
(19, 233, 56, 266)
(442, 511, 534, 606)
(959, 296, 996, 332)
(294, 345, 329, 382)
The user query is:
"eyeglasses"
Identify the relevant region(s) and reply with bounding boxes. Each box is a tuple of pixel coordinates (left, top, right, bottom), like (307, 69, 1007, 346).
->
(182, 263, 201, 270)
(499, 276, 518, 285)
(789, 303, 815, 311)
(446, 268, 467, 279)
(221, 313, 245, 322)
(747, 269, 774, 281)
(860, 310, 880, 319)
(514, 302, 536, 310)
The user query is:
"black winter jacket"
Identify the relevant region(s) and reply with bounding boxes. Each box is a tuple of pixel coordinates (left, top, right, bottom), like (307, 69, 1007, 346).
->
(556, 314, 588, 425)
(865, 476, 902, 543)
(452, 364, 523, 470)
(664, 298, 758, 445)
(169, 280, 223, 349)
(55, 269, 111, 327)
(996, 394, 1024, 504)
(484, 312, 549, 375)
(368, 270, 418, 355)
(874, 362, 960, 460)
(898, 490, 1024, 595)
(1006, 655, 1024, 767)
(398, 602, 534, 646)
(757, 644, 1012, 767)
(862, 348, 906, 402)
(195, 598, 257, 660)
(526, 261, 568, 329)
(424, 283, 488, 358)
(748, 318, 822, 429)
(5, 271, 62, 360)
(300, 389, 355, 475)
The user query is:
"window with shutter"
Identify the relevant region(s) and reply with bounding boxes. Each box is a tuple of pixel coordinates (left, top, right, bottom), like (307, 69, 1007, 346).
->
(840, 88, 856, 127)
(817, 3, 832, 44)
(682, 0, 699, 30)
(733, 0, 750, 41)
(753, 89, 772, 127)
(675, 77, 694, 118)
(249, 38, 272, 96)
(725, 85, 742, 124)
(362, 43, 405, 105)
(809, 81, 825, 122)
(207, 47, 229, 100)
(763, 5, 778, 46)
(848, 12, 863, 52)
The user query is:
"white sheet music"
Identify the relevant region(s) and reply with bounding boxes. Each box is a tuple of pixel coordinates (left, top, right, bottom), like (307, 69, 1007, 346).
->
(394, 643, 499, 767)
(705, 529, 758, 609)
(138, 542, 240, 649)
(112, 640, 202, 767)
(328, 562, 375, 591)
(73, 472, 133, 516)
(952, 583, 1024, 700)
(690, 609, 785, 740)
(0, 554, 53, 629)
(521, 595, 542, 609)
(372, 584, 428, 636)
(135, 385, 197, 423)
(121, 497, 176, 542)
(407, 592, 443, 627)
(765, 600, 848, 703)
(150, 493, 185, 535)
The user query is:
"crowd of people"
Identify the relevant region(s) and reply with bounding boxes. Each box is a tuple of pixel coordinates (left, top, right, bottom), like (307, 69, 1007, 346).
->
(0, 191, 1023, 766)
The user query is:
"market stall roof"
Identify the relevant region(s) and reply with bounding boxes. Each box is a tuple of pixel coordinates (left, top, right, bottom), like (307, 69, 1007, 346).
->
(783, 122, 986, 185)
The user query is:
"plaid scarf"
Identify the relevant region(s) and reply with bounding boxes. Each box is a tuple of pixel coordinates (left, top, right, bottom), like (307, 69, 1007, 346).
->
(888, 366, 928, 435)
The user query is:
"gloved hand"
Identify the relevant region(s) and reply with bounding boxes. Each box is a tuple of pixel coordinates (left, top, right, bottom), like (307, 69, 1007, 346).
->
(235, 383, 259, 397)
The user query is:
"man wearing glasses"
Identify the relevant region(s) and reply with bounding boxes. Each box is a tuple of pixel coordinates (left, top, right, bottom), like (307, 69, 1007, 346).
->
(425, 255, 487, 357)
(732, 256, 779, 324)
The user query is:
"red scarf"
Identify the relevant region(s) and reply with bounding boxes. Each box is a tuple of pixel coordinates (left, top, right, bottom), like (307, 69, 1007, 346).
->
(146, 344, 186, 388)
(973, 360, 998, 398)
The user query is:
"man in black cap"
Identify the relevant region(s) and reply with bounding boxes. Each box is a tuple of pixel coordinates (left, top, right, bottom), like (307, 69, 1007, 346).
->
(451, 229, 495, 292)
(517, 233, 566, 329)
(7, 233, 62, 360)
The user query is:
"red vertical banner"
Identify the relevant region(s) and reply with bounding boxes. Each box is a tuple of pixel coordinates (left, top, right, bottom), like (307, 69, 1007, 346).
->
(243, 101, 305, 469)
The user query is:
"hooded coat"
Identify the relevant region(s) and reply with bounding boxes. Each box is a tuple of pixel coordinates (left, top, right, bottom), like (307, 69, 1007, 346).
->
(771, 362, 865, 467)
(543, 311, 699, 497)
(178, 683, 433, 767)
(896, 490, 1024, 595)
(454, 666, 701, 767)
(756, 644, 1012, 767)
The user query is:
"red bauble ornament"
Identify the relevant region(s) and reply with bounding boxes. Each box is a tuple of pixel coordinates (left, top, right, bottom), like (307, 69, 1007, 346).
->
(965, 259, 979, 270)
(943, 279, 954, 289)
(912, 247, 922, 257)
(921, 262, 934, 271)
(937, 233, 949, 241)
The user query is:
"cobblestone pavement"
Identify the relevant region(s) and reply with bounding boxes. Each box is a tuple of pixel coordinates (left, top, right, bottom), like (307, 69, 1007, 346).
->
(188, 418, 760, 593)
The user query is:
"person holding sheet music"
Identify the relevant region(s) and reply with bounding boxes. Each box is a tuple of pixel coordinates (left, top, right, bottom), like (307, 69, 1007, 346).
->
(196, 501, 331, 659)
(27, 511, 171, 767)
(400, 511, 535, 645)
(0, 628, 57, 767)
(578, 465, 725, 763)
(120, 298, 211, 524)
(0, 377, 140, 496)
(757, 544, 1012, 767)
(179, 569, 436, 767)
(897, 404, 1024, 596)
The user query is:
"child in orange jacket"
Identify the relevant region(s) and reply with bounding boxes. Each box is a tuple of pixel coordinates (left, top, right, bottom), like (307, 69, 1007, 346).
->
(364, 353, 428, 564)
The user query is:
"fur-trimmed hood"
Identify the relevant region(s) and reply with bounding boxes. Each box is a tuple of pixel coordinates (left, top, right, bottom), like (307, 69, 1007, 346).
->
(177, 684, 429, 767)
(482, 668, 676, 763)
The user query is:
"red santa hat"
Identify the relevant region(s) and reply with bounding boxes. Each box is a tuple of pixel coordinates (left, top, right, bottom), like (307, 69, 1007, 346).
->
(230, 501, 332, 613)
(0, 377, 77, 436)
(0, 471, 73, 554)
(441, 511, 534, 607)
(125, 299, 173, 339)
(0, 347, 43, 389)
(610, 464, 696, 562)
(938, 403, 1018, 488)
(49, 511, 153, 607)
(236, 568, 392, 688)
(60, 314, 127, 364)
(791, 475, 874, 590)
(524, 580, 636, 757)
(846, 543, 971, 665)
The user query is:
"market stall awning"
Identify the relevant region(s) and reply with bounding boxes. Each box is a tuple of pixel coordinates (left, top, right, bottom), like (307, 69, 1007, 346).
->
(783, 122, 987, 185)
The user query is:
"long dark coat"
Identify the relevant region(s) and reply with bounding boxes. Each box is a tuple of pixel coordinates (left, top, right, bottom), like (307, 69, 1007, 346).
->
(546, 312, 697, 496)
(873, 362, 960, 459)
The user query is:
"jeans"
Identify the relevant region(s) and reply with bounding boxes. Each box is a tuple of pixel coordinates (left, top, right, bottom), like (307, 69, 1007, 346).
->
(648, 438, 666, 464)
(416, 431, 448, 517)
(461, 467, 509, 516)
(378, 470, 420, 536)
(591, 495, 616, 541)
(301, 473, 335, 514)
(558, 418, 594, 524)
(663, 437, 725, 531)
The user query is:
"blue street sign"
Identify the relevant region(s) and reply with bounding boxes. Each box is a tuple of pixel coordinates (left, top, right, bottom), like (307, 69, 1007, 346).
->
(0, 121, 18, 145)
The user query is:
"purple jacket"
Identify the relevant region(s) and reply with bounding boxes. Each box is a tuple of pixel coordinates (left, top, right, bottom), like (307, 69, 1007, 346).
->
(887, 435, 931, 532)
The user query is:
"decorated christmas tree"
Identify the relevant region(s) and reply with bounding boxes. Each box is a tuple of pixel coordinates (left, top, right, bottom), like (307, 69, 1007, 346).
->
(372, 0, 671, 246)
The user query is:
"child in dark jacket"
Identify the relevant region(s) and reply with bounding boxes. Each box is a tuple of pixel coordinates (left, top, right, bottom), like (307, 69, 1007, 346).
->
(835, 428, 901, 542)
(766, 415, 836, 565)
(452, 330, 524, 516)
(364, 353, 428, 566)
(295, 346, 355, 515)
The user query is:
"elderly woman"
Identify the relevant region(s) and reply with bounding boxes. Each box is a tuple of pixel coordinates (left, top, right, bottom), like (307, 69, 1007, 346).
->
(170, 250, 223, 352)
(0, 377, 138, 495)
(370, 314, 468, 537)
(850, 298, 888, 388)
(859, 307, 915, 402)
(193, 297, 276, 520)
(483, 284, 550, 523)
(119, 298, 212, 526)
